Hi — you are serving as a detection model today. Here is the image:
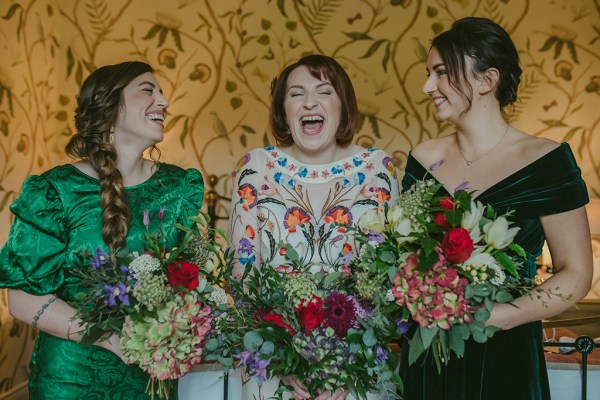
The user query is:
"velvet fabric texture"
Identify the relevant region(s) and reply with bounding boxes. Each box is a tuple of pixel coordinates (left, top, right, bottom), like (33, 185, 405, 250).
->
(399, 143, 588, 400)
(0, 163, 204, 399)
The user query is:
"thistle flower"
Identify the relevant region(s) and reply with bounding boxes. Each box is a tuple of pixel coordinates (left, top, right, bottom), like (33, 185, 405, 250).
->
(356, 272, 381, 301)
(186, 235, 211, 266)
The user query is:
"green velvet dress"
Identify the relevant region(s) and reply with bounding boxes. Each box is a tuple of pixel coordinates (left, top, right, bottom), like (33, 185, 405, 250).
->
(399, 143, 588, 400)
(0, 163, 204, 400)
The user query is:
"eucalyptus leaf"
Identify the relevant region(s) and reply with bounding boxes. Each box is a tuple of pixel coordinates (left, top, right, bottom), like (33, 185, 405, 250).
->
(243, 331, 263, 352)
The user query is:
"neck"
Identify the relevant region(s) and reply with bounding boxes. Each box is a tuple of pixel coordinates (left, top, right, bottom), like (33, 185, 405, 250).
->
(115, 147, 153, 186)
(284, 143, 357, 165)
(454, 115, 510, 166)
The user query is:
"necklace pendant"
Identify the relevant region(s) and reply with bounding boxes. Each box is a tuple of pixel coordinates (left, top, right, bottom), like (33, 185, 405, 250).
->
(466, 161, 472, 166)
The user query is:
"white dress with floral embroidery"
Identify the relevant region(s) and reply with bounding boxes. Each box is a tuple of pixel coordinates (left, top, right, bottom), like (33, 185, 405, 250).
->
(228, 146, 400, 399)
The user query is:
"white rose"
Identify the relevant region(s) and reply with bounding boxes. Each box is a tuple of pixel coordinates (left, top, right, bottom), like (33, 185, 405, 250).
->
(358, 209, 386, 233)
(203, 256, 216, 273)
(482, 217, 520, 249)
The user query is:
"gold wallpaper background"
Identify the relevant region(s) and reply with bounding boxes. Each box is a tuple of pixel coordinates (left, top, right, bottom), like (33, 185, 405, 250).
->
(0, 0, 598, 394)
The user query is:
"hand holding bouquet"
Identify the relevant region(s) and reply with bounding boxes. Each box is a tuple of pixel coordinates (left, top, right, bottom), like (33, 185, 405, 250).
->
(353, 180, 527, 370)
(70, 210, 232, 399)
(220, 245, 405, 399)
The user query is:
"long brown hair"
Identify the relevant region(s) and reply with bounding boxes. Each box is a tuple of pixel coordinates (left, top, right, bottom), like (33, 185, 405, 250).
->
(65, 61, 154, 251)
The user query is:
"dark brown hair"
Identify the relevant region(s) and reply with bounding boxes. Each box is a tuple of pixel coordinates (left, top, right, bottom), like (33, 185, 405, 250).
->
(431, 17, 522, 115)
(65, 61, 154, 251)
(269, 54, 358, 146)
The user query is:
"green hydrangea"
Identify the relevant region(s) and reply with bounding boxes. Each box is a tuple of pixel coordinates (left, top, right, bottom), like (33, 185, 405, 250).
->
(283, 273, 317, 308)
(356, 272, 381, 301)
(132, 272, 169, 311)
(186, 234, 211, 266)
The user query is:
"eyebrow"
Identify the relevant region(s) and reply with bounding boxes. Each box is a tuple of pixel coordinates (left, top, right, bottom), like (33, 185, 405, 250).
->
(138, 81, 163, 94)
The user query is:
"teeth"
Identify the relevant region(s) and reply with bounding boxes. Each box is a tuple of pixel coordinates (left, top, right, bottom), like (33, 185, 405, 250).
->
(148, 114, 165, 122)
(301, 115, 324, 122)
(434, 98, 446, 105)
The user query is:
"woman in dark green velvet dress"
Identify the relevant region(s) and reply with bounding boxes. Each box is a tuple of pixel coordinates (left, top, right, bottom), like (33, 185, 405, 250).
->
(0, 61, 204, 399)
(399, 17, 593, 399)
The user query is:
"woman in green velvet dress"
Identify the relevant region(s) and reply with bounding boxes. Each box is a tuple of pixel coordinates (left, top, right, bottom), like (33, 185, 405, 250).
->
(0, 61, 204, 399)
(399, 17, 593, 399)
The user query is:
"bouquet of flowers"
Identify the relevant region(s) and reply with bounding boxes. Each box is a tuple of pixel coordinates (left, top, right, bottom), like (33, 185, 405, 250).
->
(220, 245, 405, 400)
(353, 179, 527, 371)
(70, 209, 233, 399)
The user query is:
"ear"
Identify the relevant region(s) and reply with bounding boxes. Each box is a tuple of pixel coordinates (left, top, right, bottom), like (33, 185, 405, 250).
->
(478, 68, 500, 95)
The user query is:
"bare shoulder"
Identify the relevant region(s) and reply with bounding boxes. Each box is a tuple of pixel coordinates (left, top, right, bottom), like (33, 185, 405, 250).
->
(512, 133, 560, 161)
(411, 135, 454, 165)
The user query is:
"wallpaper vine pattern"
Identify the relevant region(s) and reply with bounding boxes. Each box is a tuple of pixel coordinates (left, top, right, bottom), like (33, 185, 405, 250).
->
(0, 0, 598, 394)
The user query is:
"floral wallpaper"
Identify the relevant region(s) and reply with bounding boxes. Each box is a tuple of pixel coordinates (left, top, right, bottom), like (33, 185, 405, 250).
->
(0, 0, 598, 395)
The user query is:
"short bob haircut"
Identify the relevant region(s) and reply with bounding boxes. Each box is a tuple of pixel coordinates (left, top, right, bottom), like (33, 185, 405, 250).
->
(269, 54, 358, 146)
(431, 17, 522, 115)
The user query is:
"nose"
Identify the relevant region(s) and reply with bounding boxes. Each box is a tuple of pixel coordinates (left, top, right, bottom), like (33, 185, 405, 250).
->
(303, 92, 316, 109)
(422, 74, 435, 95)
(157, 92, 169, 109)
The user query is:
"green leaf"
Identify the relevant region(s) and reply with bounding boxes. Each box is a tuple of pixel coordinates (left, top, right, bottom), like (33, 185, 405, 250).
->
(55, 111, 68, 121)
(474, 307, 490, 322)
(538, 36, 558, 52)
(553, 39, 564, 59)
(2, 4, 21, 20)
(408, 329, 425, 365)
(257, 34, 270, 45)
(360, 39, 386, 59)
(382, 42, 391, 72)
(204, 338, 219, 351)
(362, 328, 377, 347)
(225, 80, 237, 92)
(261, 19, 272, 30)
(495, 290, 514, 303)
(231, 97, 242, 109)
(142, 24, 162, 40)
(494, 251, 518, 277)
(566, 41, 579, 63)
(243, 331, 263, 352)
(367, 115, 380, 138)
(419, 325, 439, 349)
(508, 243, 526, 258)
(344, 31, 373, 40)
(539, 119, 567, 128)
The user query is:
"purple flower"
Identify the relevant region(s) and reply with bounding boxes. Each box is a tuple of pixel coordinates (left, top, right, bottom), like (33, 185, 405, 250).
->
(143, 209, 150, 226)
(396, 319, 412, 334)
(429, 159, 446, 171)
(157, 206, 165, 221)
(235, 350, 252, 366)
(366, 230, 385, 244)
(91, 248, 108, 270)
(104, 283, 130, 307)
(119, 265, 129, 276)
(454, 180, 471, 192)
(375, 345, 389, 365)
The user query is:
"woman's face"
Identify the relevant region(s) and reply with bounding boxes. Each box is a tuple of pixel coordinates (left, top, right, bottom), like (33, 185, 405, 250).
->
(422, 47, 474, 123)
(114, 72, 169, 149)
(284, 65, 342, 156)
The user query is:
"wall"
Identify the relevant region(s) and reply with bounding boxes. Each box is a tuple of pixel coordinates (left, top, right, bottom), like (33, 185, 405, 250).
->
(0, 0, 598, 394)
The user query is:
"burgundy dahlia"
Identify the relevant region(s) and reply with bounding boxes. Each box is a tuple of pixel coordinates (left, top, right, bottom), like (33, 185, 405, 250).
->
(323, 292, 356, 336)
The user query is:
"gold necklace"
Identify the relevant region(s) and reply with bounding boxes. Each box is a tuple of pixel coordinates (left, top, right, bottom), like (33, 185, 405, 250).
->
(457, 125, 510, 166)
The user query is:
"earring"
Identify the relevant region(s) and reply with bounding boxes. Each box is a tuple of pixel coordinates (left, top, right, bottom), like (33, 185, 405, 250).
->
(109, 126, 115, 144)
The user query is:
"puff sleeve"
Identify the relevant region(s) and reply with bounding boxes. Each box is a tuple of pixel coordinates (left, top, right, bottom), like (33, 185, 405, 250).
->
(178, 168, 205, 229)
(0, 175, 68, 294)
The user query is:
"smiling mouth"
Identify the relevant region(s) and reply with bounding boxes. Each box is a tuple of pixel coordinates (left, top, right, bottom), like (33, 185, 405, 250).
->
(300, 115, 324, 135)
(147, 113, 166, 124)
(433, 97, 447, 107)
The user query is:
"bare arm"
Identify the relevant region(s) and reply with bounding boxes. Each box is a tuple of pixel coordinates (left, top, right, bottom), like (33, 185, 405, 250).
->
(487, 206, 593, 330)
(7, 289, 123, 358)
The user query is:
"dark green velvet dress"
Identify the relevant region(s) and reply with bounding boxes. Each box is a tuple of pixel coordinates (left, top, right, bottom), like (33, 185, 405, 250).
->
(0, 163, 204, 400)
(399, 143, 588, 400)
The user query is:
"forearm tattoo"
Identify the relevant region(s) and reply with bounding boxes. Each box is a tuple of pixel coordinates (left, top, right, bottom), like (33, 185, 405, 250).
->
(32, 296, 57, 328)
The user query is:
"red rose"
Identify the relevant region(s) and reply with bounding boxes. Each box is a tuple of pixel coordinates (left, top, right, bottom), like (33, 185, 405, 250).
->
(441, 228, 474, 263)
(166, 261, 200, 290)
(435, 197, 454, 227)
(261, 310, 296, 335)
(295, 296, 323, 334)
(440, 197, 454, 210)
